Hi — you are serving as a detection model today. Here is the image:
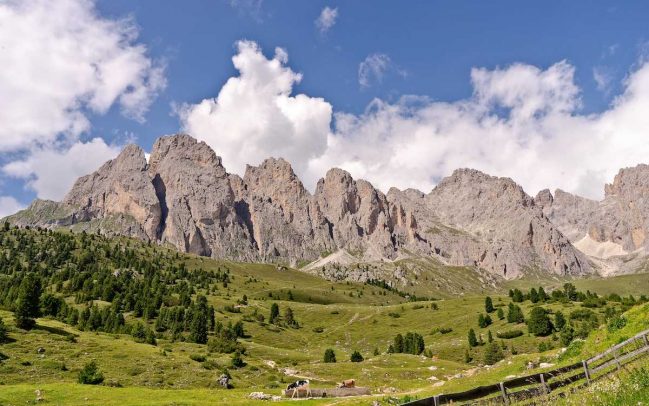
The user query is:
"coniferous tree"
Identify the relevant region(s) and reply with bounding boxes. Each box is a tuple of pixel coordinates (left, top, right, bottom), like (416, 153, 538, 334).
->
(483, 341, 504, 365)
(497, 308, 505, 320)
(485, 296, 494, 313)
(269, 303, 280, 324)
(468, 328, 478, 347)
(0, 317, 8, 342)
(323, 348, 336, 363)
(14, 273, 42, 330)
(527, 307, 553, 337)
(554, 311, 566, 331)
(350, 350, 364, 362)
(190, 295, 209, 344)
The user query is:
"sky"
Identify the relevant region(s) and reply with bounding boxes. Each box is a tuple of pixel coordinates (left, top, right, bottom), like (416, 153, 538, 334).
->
(3, 0, 649, 217)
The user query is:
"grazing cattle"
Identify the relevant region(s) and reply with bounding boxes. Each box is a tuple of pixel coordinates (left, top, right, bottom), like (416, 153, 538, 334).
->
(338, 379, 355, 388)
(286, 380, 311, 398)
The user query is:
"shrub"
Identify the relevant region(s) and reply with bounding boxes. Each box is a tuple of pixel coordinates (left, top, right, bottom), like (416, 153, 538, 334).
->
(350, 350, 364, 362)
(313, 326, 324, 333)
(190, 354, 207, 362)
(230, 351, 246, 369)
(496, 329, 523, 339)
(439, 327, 453, 334)
(607, 315, 627, 332)
(323, 348, 336, 363)
(78, 361, 104, 385)
(388, 312, 401, 318)
(482, 342, 504, 365)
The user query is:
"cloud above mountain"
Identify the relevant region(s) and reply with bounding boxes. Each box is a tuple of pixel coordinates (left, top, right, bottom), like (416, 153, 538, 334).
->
(180, 41, 649, 200)
(0, 0, 165, 203)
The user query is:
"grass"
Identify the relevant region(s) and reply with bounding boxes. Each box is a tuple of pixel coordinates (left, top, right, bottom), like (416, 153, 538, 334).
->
(0, 227, 649, 404)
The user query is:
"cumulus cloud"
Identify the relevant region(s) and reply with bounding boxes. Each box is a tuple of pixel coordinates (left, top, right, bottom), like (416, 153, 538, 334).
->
(0, 196, 24, 218)
(315, 6, 338, 34)
(180, 41, 649, 200)
(0, 0, 163, 204)
(0, 0, 165, 152)
(179, 40, 332, 176)
(358, 53, 392, 88)
(3, 138, 121, 201)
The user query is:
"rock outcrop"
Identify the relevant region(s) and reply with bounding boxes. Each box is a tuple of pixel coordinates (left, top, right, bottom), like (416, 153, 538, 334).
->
(537, 164, 649, 272)
(5, 134, 593, 279)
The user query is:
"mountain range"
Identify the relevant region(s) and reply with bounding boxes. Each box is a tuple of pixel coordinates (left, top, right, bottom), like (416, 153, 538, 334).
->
(6, 134, 649, 281)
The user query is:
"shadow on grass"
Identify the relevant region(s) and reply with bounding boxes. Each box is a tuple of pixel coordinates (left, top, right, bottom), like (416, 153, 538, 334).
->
(33, 324, 78, 338)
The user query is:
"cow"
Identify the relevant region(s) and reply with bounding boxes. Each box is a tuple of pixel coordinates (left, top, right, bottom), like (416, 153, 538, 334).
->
(286, 380, 311, 398)
(338, 379, 355, 388)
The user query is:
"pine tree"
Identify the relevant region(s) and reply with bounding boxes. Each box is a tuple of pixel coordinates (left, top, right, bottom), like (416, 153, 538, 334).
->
(530, 288, 539, 303)
(0, 317, 8, 342)
(483, 341, 504, 365)
(190, 296, 209, 344)
(497, 308, 505, 320)
(468, 328, 478, 347)
(527, 307, 553, 337)
(323, 348, 336, 363)
(488, 330, 493, 343)
(485, 296, 494, 313)
(14, 273, 42, 330)
(350, 350, 364, 362)
(394, 333, 404, 353)
(554, 311, 566, 331)
(269, 303, 279, 324)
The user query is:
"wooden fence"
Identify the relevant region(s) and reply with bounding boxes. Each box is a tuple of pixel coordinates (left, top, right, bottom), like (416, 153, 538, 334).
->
(404, 328, 649, 405)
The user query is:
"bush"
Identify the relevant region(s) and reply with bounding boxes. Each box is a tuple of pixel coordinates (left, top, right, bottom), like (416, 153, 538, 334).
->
(482, 342, 504, 365)
(607, 315, 627, 332)
(323, 348, 336, 363)
(190, 354, 207, 362)
(350, 351, 364, 362)
(78, 361, 104, 385)
(496, 329, 523, 339)
(230, 351, 246, 368)
(438, 327, 453, 334)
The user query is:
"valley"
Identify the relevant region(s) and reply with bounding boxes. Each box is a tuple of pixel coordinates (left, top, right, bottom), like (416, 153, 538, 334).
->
(0, 225, 648, 404)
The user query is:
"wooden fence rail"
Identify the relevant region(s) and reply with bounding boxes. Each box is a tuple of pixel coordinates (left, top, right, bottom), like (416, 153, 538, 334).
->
(403, 328, 649, 406)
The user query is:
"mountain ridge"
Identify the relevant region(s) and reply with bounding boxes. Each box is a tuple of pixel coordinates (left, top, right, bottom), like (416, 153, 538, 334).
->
(4, 133, 595, 280)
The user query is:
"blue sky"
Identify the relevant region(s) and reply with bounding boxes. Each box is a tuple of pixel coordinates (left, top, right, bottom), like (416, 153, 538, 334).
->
(3, 0, 649, 216)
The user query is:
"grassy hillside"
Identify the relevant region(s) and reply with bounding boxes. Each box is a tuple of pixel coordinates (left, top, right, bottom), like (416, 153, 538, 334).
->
(0, 224, 648, 405)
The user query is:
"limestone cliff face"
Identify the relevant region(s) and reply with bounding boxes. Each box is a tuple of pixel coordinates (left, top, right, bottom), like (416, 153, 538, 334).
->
(537, 164, 649, 270)
(63, 144, 161, 239)
(6, 134, 594, 279)
(422, 169, 588, 278)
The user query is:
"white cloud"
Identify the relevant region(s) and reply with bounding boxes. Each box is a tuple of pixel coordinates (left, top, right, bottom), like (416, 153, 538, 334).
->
(3, 138, 121, 201)
(180, 41, 649, 201)
(0, 196, 24, 218)
(358, 53, 393, 88)
(315, 6, 338, 34)
(179, 40, 332, 176)
(229, 0, 264, 21)
(593, 66, 613, 94)
(0, 0, 165, 152)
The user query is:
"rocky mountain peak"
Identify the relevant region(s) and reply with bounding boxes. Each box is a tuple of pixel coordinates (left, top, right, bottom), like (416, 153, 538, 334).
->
(6, 134, 595, 280)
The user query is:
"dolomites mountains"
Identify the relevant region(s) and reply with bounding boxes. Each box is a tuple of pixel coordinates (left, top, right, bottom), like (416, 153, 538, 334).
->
(8, 133, 647, 280)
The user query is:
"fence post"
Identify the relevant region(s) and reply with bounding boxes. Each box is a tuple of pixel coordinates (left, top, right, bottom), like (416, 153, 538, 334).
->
(539, 373, 548, 395)
(582, 360, 591, 385)
(643, 333, 649, 347)
(613, 349, 621, 371)
(433, 395, 439, 406)
(499, 382, 509, 405)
